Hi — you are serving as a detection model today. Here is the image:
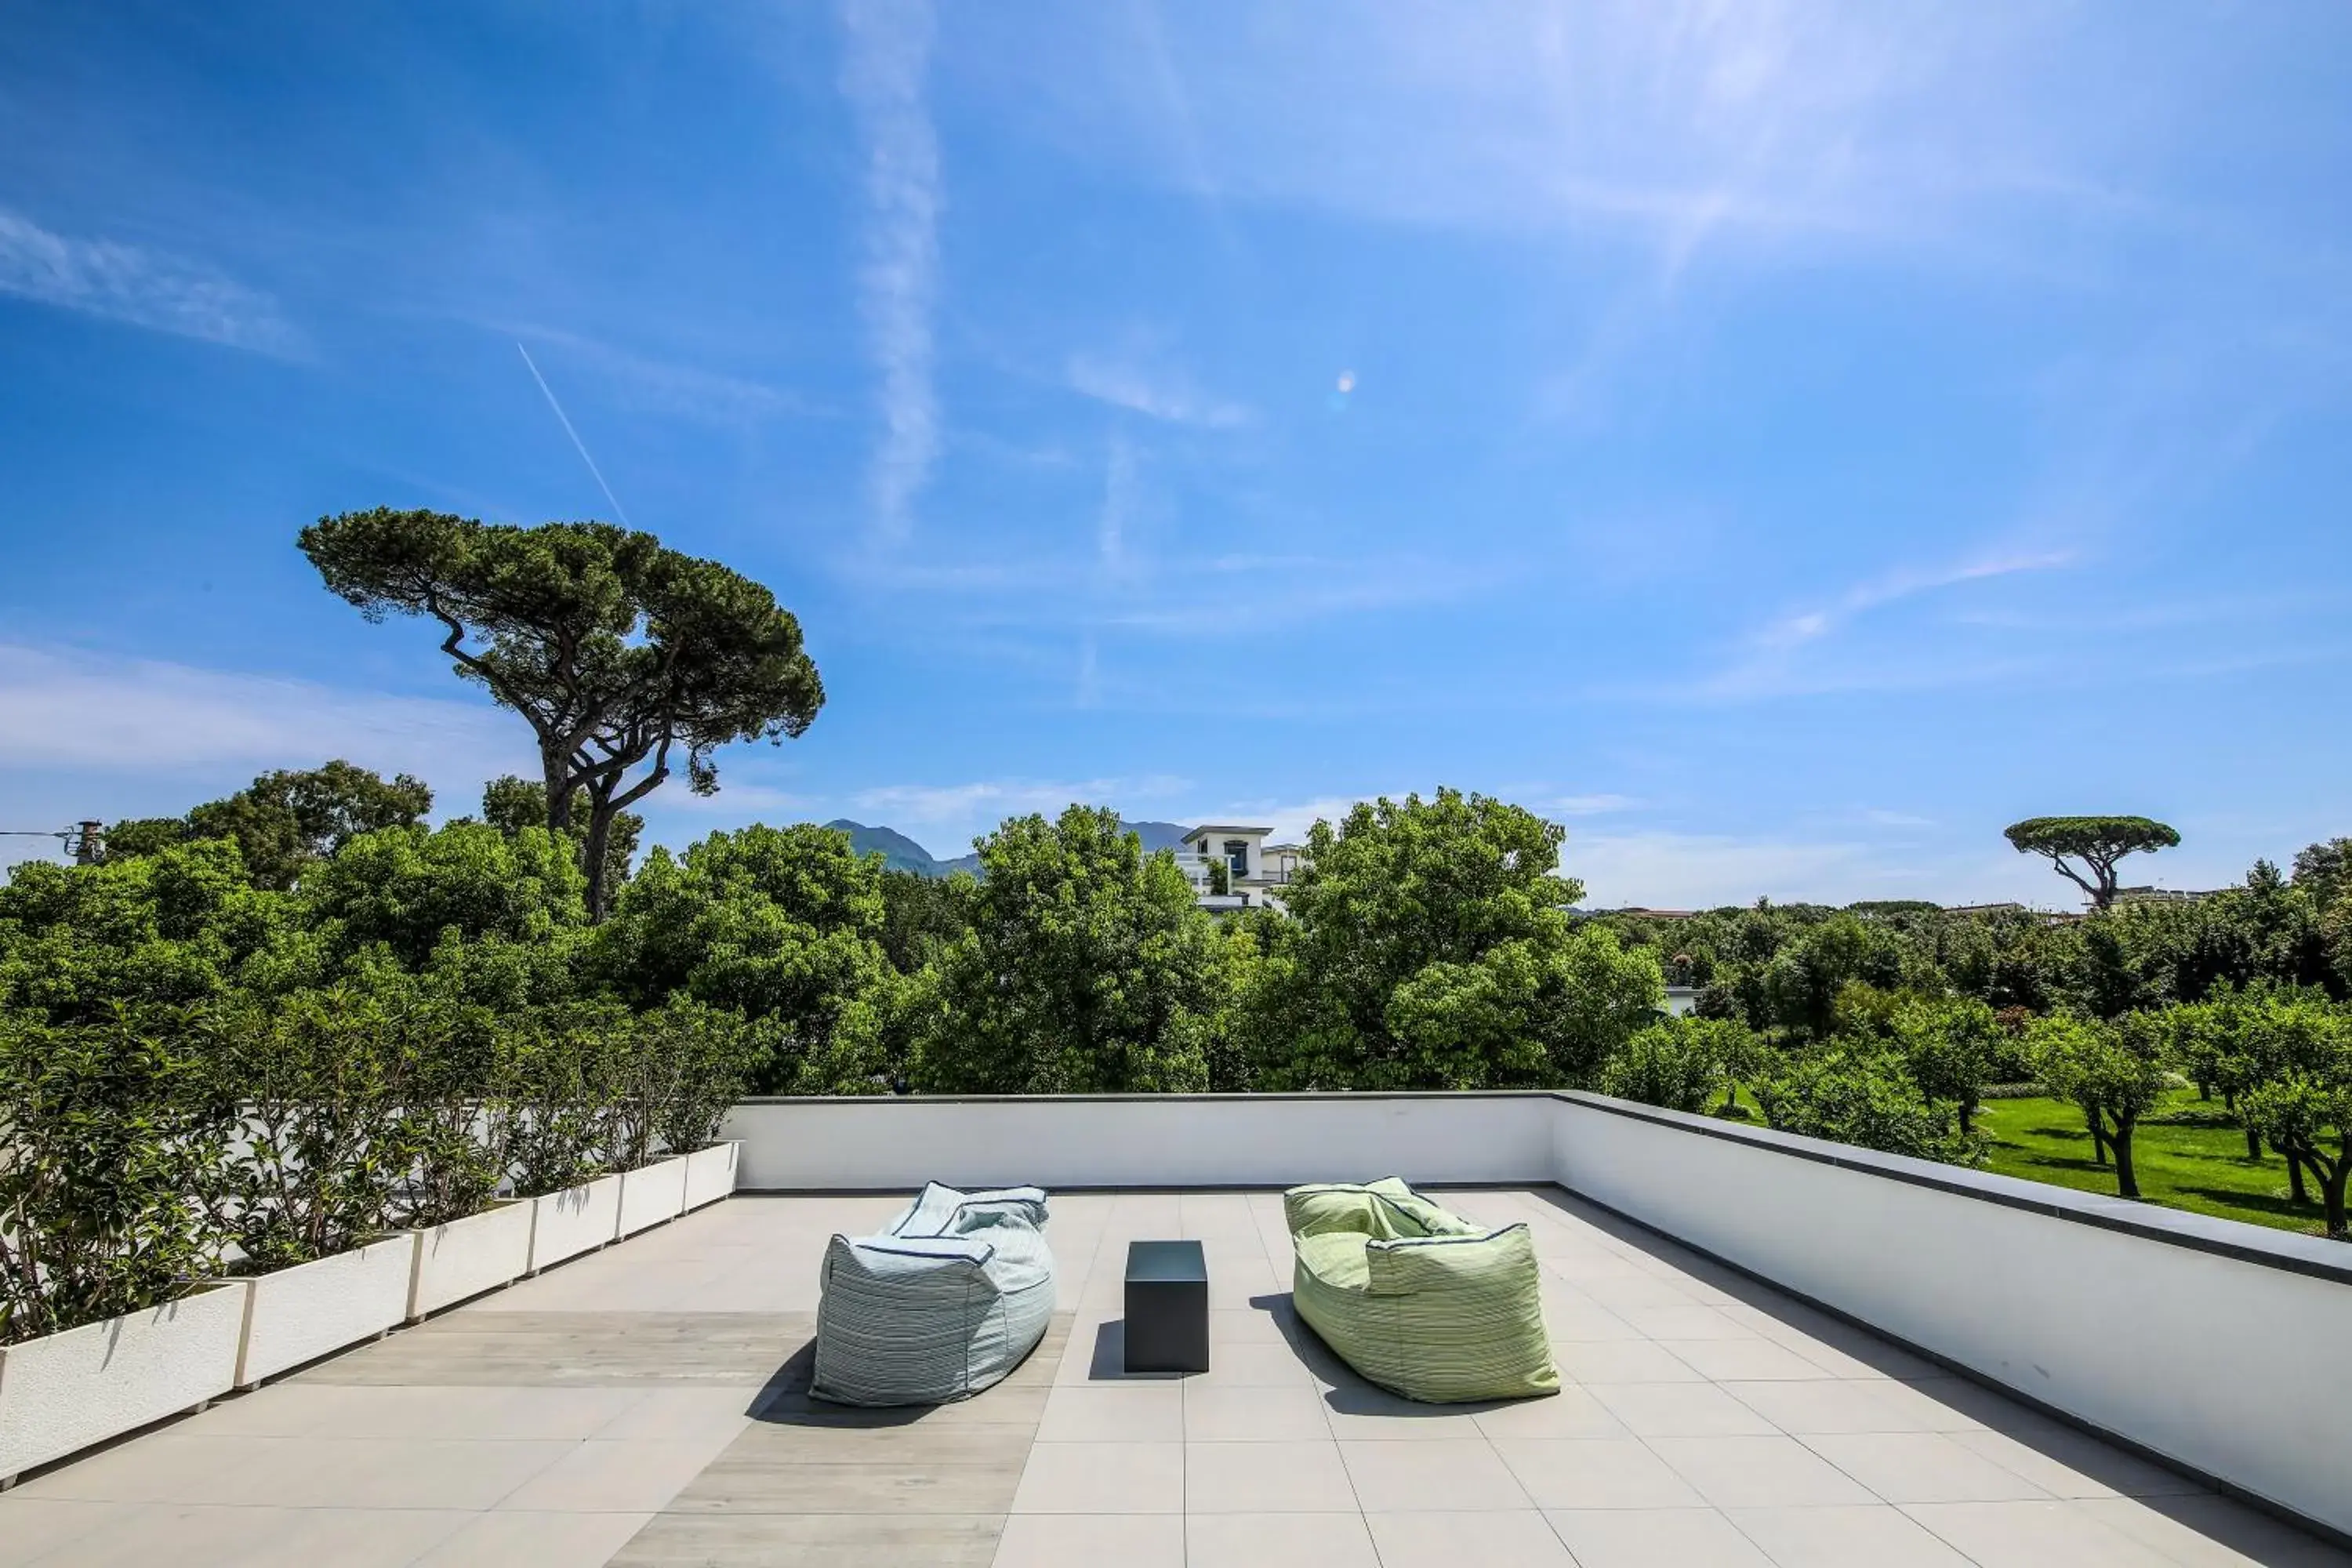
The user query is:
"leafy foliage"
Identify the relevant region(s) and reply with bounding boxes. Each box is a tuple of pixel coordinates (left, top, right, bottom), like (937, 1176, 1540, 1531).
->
(910, 807, 1224, 1094)
(301, 510, 823, 919)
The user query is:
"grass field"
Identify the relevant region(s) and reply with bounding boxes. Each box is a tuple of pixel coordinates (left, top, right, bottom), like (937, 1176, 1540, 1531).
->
(1976, 1090, 2336, 1238)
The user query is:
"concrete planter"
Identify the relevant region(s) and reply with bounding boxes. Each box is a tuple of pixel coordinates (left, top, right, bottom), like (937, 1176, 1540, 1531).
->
(616, 1153, 690, 1237)
(527, 1173, 623, 1272)
(407, 1200, 535, 1320)
(681, 1142, 741, 1211)
(236, 1235, 415, 1388)
(0, 1282, 249, 1482)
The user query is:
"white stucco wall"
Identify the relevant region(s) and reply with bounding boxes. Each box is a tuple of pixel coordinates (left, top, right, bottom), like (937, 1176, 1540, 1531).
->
(721, 1093, 1559, 1192)
(1552, 1093, 2352, 1541)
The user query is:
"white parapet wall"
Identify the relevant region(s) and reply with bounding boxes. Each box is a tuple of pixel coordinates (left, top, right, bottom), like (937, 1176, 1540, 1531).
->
(722, 1092, 1561, 1192)
(1552, 1091, 2352, 1544)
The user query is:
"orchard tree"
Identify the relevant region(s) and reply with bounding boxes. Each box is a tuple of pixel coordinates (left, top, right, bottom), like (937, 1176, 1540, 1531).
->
(2290, 837, 2352, 910)
(2238, 1007, 2352, 1239)
(2004, 816, 2180, 910)
(301, 510, 823, 919)
(2033, 1012, 2170, 1199)
(909, 807, 1225, 1094)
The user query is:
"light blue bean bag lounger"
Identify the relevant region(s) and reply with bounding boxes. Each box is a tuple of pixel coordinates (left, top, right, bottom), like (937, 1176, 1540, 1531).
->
(811, 1181, 1055, 1406)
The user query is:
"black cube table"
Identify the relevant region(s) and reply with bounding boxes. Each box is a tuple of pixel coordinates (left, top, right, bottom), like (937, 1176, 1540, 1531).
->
(1123, 1240, 1210, 1374)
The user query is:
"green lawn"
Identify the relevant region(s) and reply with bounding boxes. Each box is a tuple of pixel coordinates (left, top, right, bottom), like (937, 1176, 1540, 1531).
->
(1976, 1090, 2336, 1238)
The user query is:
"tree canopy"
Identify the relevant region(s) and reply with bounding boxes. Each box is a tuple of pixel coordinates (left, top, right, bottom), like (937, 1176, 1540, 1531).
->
(2004, 815, 2181, 909)
(300, 509, 823, 919)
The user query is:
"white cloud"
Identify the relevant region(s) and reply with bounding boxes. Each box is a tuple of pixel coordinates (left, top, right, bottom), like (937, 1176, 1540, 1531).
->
(0, 644, 528, 786)
(0, 205, 299, 354)
(1067, 352, 1250, 428)
(1755, 550, 2077, 652)
(840, 0, 942, 542)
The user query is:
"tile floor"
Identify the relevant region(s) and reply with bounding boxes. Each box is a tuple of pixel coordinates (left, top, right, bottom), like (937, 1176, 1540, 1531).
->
(0, 1187, 2343, 1566)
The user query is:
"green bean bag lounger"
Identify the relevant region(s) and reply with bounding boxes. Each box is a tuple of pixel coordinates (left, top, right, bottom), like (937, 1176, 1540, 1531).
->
(811, 1182, 1055, 1406)
(1284, 1178, 1558, 1403)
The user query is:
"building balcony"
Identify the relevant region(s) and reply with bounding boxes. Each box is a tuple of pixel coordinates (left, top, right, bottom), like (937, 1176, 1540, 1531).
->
(1, 1093, 2343, 1565)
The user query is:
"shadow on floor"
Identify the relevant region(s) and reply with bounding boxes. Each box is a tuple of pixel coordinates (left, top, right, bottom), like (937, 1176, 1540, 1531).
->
(1522, 1188, 2347, 1565)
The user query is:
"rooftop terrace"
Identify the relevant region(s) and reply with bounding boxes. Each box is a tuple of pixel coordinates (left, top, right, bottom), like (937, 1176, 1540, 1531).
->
(1, 1181, 2341, 1567)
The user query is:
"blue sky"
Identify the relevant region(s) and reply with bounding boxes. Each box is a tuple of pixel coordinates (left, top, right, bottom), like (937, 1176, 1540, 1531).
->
(2, 2, 2348, 907)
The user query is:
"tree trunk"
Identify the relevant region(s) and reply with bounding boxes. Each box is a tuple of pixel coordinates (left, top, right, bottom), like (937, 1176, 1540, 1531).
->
(543, 751, 575, 833)
(2324, 1141, 2350, 1241)
(2195, 1079, 2210, 1102)
(2287, 1150, 2311, 1206)
(582, 804, 615, 924)
(2111, 1118, 2140, 1200)
(2085, 1105, 2108, 1166)
(2245, 1125, 2263, 1160)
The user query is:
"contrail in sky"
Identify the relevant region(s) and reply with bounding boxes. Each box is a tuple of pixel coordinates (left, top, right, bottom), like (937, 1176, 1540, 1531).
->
(516, 341, 632, 526)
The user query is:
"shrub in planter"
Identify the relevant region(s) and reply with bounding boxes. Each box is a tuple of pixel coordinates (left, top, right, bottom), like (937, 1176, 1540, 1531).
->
(0, 1005, 231, 1346)
(194, 985, 422, 1272)
(506, 1001, 630, 1199)
(598, 997, 757, 1171)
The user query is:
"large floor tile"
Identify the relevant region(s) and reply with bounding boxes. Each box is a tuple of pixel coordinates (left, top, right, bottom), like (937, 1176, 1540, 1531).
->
(1038, 1384, 1185, 1443)
(1646, 1435, 1878, 1509)
(991, 1513, 1186, 1568)
(1543, 1506, 1773, 1567)
(1185, 1439, 1357, 1513)
(412, 1509, 655, 1567)
(1338, 1438, 1531, 1511)
(2075, 1495, 2352, 1568)
(1010, 1442, 1184, 1515)
(1183, 1511, 1379, 1567)
(1365, 1509, 1575, 1566)
(1552, 1341, 1707, 1384)
(1589, 1382, 1778, 1438)
(1901, 1499, 2180, 1567)
(1185, 1385, 1332, 1443)
(494, 1437, 734, 1513)
(1801, 1432, 2054, 1504)
(1472, 1387, 1631, 1441)
(1491, 1439, 1706, 1510)
(1726, 1504, 1978, 1566)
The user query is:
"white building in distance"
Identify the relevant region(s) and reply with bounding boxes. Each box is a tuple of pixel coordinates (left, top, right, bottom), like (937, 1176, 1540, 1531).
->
(1174, 825, 1303, 910)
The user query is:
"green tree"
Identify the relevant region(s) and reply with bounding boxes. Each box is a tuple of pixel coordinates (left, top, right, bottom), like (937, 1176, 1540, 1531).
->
(301, 509, 823, 919)
(593, 824, 895, 1094)
(2004, 816, 2181, 910)
(2238, 1006, 2352, 1239)
(1889, 993, 2002, 1135)
(1599, 1018, 1730, 1113)
(1754, 1043, 1980, 1163)
(2033, 1012, 2172, 1198)
(482, 775, 641, 902)
(2290, 837, 2352, 910)
(910, 807, 1226, 1094)
(182, 761, 434, 891)
(1249, 789, 1660, 1090)
(299, 821, 586, 972)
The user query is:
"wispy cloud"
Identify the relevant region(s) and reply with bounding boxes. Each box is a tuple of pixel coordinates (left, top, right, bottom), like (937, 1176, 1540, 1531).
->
(1067, 352, 1250, 429)
(509, 325, 826, 428)
(0, 205, 299, 355)
(1755, 550, 2076, 652)
(1552, 793, 1641, 817)
(0, 644, 524, 782)
(852, 773, 1192, 847)
(840, 0, 942, 543)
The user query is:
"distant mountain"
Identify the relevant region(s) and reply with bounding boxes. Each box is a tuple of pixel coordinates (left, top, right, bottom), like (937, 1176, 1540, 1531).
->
(823, 820, 943, 876)
(824, 818, 1196, 878)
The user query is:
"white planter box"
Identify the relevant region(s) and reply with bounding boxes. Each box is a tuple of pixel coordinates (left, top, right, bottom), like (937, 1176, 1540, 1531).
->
(682, 1142, 741, 1211)
(528, 1174, 623, 1272)
(407, 1201, 535, 1319)
(0, 1283, 249, 1481)
(236, 1236, 415, 1388)
(616, 1154, 690, 1237)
